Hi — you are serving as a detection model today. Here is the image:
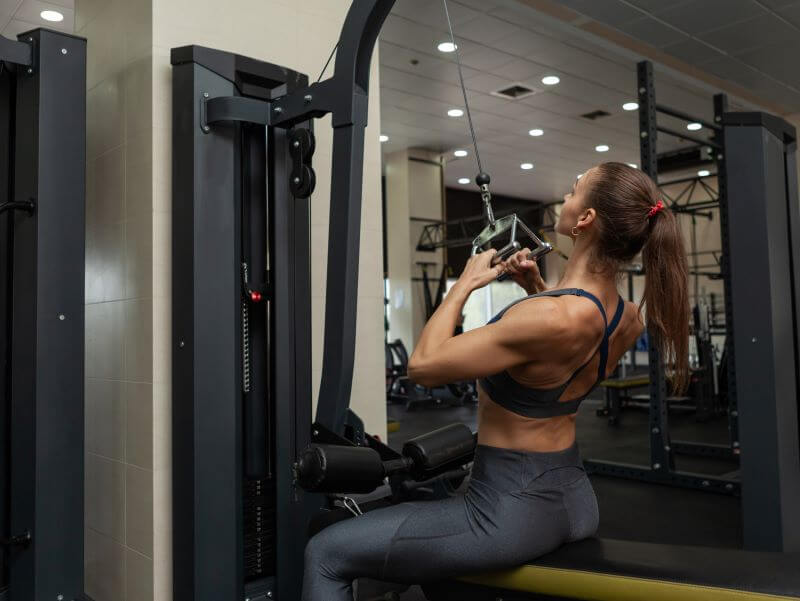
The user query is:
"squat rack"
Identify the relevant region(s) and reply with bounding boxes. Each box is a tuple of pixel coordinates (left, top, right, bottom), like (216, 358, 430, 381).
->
(583, 60, 740, 495)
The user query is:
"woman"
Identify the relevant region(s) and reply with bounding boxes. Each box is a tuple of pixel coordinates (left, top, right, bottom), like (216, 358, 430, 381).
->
(302, 162, 689, 600)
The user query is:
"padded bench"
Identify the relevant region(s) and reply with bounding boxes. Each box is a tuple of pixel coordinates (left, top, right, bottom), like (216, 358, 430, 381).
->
(424, 538, 800, 600)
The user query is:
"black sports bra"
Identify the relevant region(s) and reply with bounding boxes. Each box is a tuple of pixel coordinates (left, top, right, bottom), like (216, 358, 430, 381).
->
(480, 288, 624, 418)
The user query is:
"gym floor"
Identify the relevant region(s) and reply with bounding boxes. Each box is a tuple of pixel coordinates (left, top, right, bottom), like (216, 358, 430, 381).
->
(358, 389, 741, 600)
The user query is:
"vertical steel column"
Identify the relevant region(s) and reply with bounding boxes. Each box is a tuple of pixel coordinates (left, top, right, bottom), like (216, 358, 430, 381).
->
(637, 60, 673, 474)
(9, 29, 85, 600)
(713, 93, 740, 455)
(724, 113, 800, 551)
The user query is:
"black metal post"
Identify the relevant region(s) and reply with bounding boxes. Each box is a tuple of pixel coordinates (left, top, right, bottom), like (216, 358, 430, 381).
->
(5, 29, 85, 600)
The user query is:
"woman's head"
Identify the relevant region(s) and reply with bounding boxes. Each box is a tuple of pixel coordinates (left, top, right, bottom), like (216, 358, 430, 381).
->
(557, 162, 690, 392)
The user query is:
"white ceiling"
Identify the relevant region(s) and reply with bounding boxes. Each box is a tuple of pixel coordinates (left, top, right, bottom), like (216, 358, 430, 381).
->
(379, 0, 767, 201)
(0, 0, 74, 38)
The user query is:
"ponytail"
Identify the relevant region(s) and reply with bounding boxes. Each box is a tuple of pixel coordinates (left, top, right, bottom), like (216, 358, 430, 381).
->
(641, 208, 689, 393)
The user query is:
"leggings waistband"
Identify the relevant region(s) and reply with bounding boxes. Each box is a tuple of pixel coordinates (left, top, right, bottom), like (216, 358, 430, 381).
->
(470, 442, 583, 492)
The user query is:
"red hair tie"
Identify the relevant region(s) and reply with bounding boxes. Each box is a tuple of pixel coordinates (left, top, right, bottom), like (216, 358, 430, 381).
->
(648, 199, 664, 219)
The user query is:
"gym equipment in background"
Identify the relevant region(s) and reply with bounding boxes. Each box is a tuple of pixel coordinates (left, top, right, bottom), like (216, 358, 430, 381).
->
(0, 29, 86, 601)
(171, 3, 800, 601)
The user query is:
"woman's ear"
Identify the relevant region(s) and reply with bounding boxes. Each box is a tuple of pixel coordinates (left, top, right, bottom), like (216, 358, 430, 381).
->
(578, 207, 597, 228)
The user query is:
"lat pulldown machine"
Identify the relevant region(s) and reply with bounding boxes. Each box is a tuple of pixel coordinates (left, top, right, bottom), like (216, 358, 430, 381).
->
(1, 29, 86, 601)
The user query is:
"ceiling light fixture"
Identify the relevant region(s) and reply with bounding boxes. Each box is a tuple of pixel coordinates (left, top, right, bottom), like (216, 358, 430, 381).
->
(622, 102, 639, 111)
(520, 162, 534, 170)
(697, 169, 711, 177)
(687, 122, 702, 131)
(437, 41, 457, 53)
(40, 9, 64, 22)
(458, 177, 470, 185)
(528, 128, 544, 137)
(447, 108, 464, 117)
(541, 75, 560, 86)
(595, 144, 610, 152)
(453, 149, 468, 157)
(379, 134, 389, 143)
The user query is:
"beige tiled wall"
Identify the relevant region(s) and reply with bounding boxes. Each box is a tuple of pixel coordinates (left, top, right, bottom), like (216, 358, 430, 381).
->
(78, 0, 154, 598)
(80, 1, 385, 599)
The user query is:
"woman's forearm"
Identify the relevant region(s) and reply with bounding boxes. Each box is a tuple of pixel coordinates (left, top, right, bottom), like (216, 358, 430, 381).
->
(409, 284, 470, 366)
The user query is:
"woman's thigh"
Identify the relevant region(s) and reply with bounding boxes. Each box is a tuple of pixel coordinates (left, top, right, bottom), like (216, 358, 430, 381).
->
(307, 486, 572, 585)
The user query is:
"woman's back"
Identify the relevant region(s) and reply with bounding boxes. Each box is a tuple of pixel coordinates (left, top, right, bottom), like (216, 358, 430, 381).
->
(478, 292, 644, 452)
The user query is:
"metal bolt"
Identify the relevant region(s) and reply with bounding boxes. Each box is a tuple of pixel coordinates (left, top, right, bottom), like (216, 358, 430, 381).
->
(293, 176, 300, 184)
(653, 463, 661, 470)
(652, 427, 660, 434)
(59, 314, 65, 321)
(57, 596, 64, 601)
(304, 94, 312, 103)
(203, 92, 209, 98)
(717, 154, 724, 160)
(715, 116, 721, 122)
(640, 131, 648, 138)
(267, 591, 273, 598)
(274, 106, 283, 114)
(733, 441, 740, 447)
(27, 68, 33, 74)
(664, 445, 671, 452)
(179, 341, 185, 348)
(28, 37, 33, 41)
(725, 483, 733, 490)
(61, 48, 67, 55)
(203, 126, 210, 132)
(702, 480, 710, 487)
(639, 87, 645, 94)
(751, 337, 757, 343)
(313, 429, 319, 437)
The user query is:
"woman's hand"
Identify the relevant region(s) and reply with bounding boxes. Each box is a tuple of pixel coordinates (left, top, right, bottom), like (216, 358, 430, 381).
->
(501, 248, 548, 295)
(453, 249, 505, 294)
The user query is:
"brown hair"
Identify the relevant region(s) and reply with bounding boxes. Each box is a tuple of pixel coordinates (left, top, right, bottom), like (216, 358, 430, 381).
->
(584, 162, 689, 393)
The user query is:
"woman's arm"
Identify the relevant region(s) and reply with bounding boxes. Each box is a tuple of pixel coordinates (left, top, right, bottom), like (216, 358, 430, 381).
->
(408, 251, 570, 387)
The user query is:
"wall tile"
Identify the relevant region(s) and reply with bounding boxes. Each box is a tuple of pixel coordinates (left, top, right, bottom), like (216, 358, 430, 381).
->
(83, 0, 125, 89)
(85, 528, 125, 601)
(126, 465, 154, 557)
(85, 453, 125, 541)
(85, 301, 125, 380)
(87, 145, 125, 228)
(125, 56, 153, 140)
(127, 548, 154, 601)
(86, 378, 125, 461)
(87, 74, 125, 160)
(124, 298, 153, 382)
(125, 215, 154, 300)
(123, 0, 152, 66)
(126, 381, 153, 469)
(85, 222, 125, 304)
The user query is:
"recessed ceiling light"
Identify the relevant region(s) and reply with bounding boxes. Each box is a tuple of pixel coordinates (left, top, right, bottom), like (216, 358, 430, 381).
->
(687, 122, 702, 131)
(622, 102, 639, 111)
(628, 163, 638, 168)
(528, 128, 544, 137)
(379, 134, 389, 143)
(454, 149, 468, 157)
(458, 177, 470, 185)
(541, 75, 560, 86)
(40, 10, 64, 22)
(447, 108, 464, 117)
(697, 169, 710, 177)
(520, 162, 534, 170)
(595, 144, 610, 152)
(437, 41, 457, 53)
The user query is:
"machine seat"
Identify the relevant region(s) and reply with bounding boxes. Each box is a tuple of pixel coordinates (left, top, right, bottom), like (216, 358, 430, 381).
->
(424, 538, 800, 600)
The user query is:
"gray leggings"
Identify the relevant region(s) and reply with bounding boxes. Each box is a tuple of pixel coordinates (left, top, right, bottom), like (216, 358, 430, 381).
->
(302, 442, 599, 601)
